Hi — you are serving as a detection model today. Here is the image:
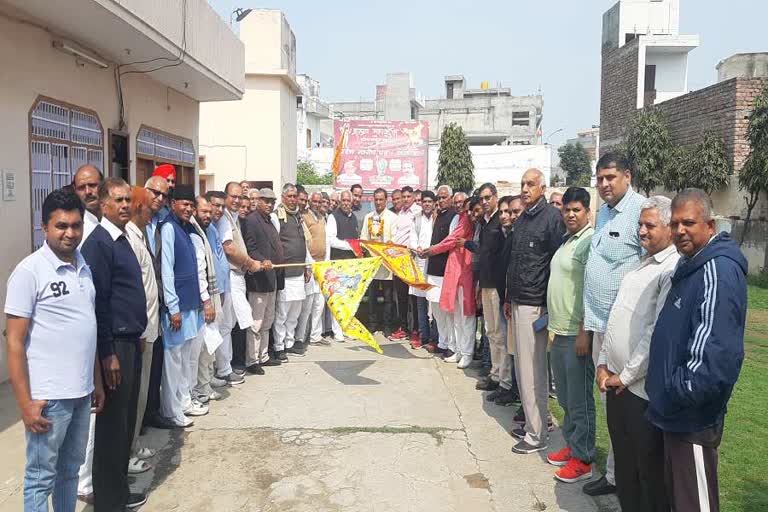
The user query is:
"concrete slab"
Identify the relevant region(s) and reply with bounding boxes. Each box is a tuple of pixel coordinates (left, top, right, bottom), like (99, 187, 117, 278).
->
(0, 337, 618, 511)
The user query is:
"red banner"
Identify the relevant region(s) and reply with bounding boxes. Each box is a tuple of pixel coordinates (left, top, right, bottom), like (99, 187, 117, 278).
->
(333, 120, 428, 191)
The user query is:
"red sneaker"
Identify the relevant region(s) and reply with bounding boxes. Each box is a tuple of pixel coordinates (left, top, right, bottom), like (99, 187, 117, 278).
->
(388, 328, 407, 340)
(546, 447, 571, 467)
(554, 458, 593, 483)
(410, 331, 419, 341)
(410, 339, 422, 349)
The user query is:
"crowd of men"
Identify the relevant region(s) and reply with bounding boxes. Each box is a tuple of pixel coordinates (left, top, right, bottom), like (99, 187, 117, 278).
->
(6, 153, 747, 512)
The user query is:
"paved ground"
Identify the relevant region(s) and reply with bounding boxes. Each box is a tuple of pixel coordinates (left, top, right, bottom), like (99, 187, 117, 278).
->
(0, 335, 620, 511)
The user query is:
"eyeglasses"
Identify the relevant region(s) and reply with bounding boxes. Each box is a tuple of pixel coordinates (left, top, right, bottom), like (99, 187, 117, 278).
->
(480, 195, 494, 202)
(147, 188, 168, 199)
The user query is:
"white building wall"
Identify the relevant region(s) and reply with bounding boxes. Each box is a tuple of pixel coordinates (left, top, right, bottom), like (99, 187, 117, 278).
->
(646, 51, 689, 103)
(0, 16, 200, 381)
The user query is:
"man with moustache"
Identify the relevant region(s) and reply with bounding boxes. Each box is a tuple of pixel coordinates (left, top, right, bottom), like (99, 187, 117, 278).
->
(71, 165, 103, 246)
(81, 178, 148, 510)
(409, 190, 437, 349)
(504, 169, 565, 455)
(326, 191, 359, 342)
(296, 192, 331, 346)
(646, 189, 747, 512)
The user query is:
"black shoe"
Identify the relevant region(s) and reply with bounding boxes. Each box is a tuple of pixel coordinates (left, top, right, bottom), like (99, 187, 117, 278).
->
(146, 414, 179, 430)
(513, 407, 526, 423)
(263, 357, 282, 367)
(485, 388, 505, 402)
(511, 440, 547, 454)
(441, 349, 455, 359)
(287, 345, 306, 356)
(494, 389, 519, 407)
(510, 427, 526, 440)
(582, 476, 616, 496)
(475, 377, 499, 391)
(246, 364, 265, 375)
(126, 492, 148, 508)
(276, 350, 288, 362)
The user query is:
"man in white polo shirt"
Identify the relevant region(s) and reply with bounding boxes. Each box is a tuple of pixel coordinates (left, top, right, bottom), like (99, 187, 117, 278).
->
(5, 189, 105, 511)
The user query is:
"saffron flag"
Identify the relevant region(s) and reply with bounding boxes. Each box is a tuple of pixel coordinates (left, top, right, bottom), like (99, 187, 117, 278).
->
(313, 257, 383, 354)
(358, 240, 433, 291)
(331, 125, 348, 177)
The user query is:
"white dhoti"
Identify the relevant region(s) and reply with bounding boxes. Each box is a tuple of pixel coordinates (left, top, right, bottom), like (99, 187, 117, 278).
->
(161, 341, 192, 424)
(215, 291, 236, 377)
(273, 276, 306, 351)
(427, 275, 454, 351)
(452, 285, 477, 356)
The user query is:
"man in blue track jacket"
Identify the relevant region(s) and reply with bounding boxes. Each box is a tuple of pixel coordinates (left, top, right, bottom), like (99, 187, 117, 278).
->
(646, 188, 747, 512)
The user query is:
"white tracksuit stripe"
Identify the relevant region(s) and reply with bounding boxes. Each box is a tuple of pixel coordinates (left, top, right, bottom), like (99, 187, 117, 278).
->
(688, 261, 716, 373)
(687, 262, 711, 371)
(692, 262, 717, 374)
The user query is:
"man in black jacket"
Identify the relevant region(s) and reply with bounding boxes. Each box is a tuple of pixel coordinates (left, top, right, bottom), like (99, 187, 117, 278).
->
(474, 183, 516, 406)
(503, 169, 565, 454)
(243, 188, 281, 373)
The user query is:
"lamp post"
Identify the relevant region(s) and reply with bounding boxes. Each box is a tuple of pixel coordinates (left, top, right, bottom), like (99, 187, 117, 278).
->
(544, 128, 564, 144)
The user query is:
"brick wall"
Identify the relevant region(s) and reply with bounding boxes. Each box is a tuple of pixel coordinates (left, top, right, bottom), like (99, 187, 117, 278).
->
(599, 40, 639, 149)
(654, 77, 768, 171)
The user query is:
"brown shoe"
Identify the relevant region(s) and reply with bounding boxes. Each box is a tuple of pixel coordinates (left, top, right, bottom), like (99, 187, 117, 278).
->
(78, 493, 95, 505)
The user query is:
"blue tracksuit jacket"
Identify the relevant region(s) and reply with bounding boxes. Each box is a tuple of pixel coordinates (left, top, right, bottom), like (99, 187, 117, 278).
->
(645, 232, 747, 433)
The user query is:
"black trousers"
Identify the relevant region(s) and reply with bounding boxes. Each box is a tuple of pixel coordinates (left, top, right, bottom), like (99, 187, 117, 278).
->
(143, 334, 163, 424)
(606, 390, 668, 512)
(664, 427, 721, 512)
(94, 339, 141, 511)
(368, 279, 395, 333)
(393, 277, 417, 332)
(231, 323, 246, 368)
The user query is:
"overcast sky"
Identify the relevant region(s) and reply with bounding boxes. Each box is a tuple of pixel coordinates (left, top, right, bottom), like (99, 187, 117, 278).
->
(210, 0, 767, 148)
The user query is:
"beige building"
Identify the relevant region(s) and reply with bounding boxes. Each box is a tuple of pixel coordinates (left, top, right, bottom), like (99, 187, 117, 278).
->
(0, 0, 244, 381)
(200, 9, 299, 193)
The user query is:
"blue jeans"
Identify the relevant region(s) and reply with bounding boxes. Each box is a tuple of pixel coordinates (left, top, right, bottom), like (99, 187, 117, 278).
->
(24, 395, 91, 511)
(417, 297, 437, 342)
(550, 335, 596, 462)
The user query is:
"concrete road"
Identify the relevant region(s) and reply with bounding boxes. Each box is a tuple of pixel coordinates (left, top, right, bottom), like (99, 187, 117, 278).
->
(0, 335, 620, 511)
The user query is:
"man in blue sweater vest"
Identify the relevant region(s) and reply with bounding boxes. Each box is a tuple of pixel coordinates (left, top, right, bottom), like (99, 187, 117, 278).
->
(646, 188, 747, 512)
(81, 177, 148, 510)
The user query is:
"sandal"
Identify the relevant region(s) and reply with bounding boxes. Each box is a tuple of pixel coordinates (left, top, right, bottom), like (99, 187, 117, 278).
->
(135, 447, 156, 459)
(127, 456, 152, 474)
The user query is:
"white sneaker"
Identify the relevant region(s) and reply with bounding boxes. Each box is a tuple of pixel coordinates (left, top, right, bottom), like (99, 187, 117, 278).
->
(174, 415, 194, 428)
(457, 355, 472, 369)
(444, 353, 460, 363)
(184, 400, 209, 417)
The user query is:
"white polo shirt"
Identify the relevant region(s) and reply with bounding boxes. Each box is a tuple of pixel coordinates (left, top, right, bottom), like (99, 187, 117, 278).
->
(4, 243, 97, 400)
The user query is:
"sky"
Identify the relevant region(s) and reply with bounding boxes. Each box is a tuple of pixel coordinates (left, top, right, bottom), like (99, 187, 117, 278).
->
(209, 0, 767, 148)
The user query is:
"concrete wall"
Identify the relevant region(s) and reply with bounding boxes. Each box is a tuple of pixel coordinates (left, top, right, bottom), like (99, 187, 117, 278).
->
(718, 53, 768, 82)
(420, 95, 542, 145)
(242, 10, 296, 77)
(384, 73, 412, 121)
(603, 0, 680, 49)
(646, 51, 688, 103)
(200, 74, 297, 192)
(0, 16, 200, 381)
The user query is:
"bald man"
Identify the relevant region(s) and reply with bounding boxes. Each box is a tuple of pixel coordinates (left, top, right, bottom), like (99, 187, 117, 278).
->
(503, 168, 565, 455)
(72, 165, 103, 246)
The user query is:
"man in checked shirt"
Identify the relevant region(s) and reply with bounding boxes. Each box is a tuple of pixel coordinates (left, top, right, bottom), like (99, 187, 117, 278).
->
(581, 152, 646, 497)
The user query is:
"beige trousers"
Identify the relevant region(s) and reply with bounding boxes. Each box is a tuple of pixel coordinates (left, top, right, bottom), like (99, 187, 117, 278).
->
(246, 291, 276, 366)
(482, 288, 512, 389)
(509, 302, 549, 447)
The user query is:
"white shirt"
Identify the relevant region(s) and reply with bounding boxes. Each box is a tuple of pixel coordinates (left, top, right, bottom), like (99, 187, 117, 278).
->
(393, 203, 422, 246)
(599, 244, 680, 400)
(125, 222, 159, 342)
(360, 209, 398, 280)
(4, 243, 96, 400)
(79, 209, 100, 249)
(409, 211, 434, 297)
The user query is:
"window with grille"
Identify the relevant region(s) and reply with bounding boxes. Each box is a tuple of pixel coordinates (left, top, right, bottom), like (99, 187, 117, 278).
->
(136, 126, 195, 166)
(29, 98, 104, 249)
(512, 111, 530, 127)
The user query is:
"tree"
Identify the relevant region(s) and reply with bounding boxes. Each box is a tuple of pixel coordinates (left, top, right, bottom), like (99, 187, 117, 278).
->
(296, 160, 332, 185)
(739, 84, 768, 245)
(622, 108, 673, 196)
(436, 123, 475, 193)
(664, 132, 731, 194)
(558, 143, 592, 186)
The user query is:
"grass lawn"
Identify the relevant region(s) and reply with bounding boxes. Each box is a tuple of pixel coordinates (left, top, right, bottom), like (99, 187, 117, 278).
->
(550, 284, 768, 511)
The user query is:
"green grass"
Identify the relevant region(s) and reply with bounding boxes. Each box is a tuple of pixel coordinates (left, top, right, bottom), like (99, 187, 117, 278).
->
(550, 284, 768, 511)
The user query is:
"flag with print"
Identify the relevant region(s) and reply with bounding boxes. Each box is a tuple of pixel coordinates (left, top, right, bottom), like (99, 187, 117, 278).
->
(359, 240, 433, 291)
(313, 256, 383, 353)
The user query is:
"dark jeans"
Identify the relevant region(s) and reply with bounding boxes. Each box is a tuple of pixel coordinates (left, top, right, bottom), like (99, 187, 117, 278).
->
(143, 334, 163, 425)
(607, 389, 668, 512)
(394, 277, 417, 332)
(367, 279, 395, 332)
(94, 338, 141, 511)
(416, 296, 437, 342)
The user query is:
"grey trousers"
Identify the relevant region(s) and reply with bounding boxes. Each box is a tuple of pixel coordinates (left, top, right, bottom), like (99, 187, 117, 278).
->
(550, 334, 596, 463)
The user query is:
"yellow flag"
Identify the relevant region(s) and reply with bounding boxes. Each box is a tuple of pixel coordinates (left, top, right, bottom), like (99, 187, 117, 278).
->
(313, 257, 383, 353)
(359, 240, 433, 291)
